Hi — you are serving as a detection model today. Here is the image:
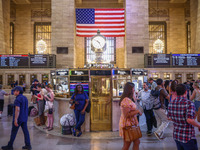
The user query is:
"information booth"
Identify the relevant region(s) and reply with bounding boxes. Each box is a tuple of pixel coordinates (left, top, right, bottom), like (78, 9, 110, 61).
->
(131, 69, 148, 92)
(53, 68, 148, 132)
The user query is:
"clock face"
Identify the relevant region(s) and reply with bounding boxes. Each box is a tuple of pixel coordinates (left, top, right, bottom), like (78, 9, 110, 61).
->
(91, 36, 106, 49)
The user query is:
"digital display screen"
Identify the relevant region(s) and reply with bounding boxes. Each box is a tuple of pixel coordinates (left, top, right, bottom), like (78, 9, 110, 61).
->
(172, 54, 200, 66)
(30, 55, 47, 67)
(70, 82, 89, 96)
(0, 55, 29, 67)
(153, 54, 170, 66)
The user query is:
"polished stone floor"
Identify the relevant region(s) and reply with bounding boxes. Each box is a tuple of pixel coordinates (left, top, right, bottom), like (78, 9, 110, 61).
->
(0, 92, 200, 150)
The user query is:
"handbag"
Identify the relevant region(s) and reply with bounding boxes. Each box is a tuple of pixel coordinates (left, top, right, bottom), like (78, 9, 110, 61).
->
(123, 112, 142, 142)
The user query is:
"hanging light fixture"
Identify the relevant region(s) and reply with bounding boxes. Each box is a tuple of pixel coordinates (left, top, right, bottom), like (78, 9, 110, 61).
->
(36, 0, 47, 54)
(152, 0, 164, 53)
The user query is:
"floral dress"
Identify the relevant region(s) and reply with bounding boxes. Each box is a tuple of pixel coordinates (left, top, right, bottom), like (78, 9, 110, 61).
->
(119, 97, 138, 137)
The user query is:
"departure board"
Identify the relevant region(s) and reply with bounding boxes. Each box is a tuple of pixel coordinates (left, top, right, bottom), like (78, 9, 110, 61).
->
(30, 55, 47, 67)
(153, 54, 171, 66)
(0, 55, 29, 67)
(172, 54, 200, 66)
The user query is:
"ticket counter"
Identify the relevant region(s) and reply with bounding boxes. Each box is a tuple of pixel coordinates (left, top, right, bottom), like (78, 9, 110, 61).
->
(30, 74, 37, 85)
(175, 74, 182, 83)
(186, 73, 194, 81)
(164, 73, 171, 81)
(7, 74, 14, 86)
(19, 75, 25, 85)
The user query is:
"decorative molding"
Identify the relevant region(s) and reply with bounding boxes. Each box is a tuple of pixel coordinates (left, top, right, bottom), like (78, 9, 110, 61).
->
(149, 8, 169, 17)
(185, 8, 190, 17)
(12, 0, 31, 4)
(10, 9, 16, 19)
(31, 9, 51, 18)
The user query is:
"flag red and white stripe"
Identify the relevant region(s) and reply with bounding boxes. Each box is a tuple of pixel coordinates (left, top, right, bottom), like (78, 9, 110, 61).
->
(76, 9, 125, 37)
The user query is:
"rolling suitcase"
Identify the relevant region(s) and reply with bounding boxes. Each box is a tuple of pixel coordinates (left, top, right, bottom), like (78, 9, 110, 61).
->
(7, 104, 14, 116)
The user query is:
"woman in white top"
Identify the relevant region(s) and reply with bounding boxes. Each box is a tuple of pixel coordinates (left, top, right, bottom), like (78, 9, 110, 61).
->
(190, 82, 200, 115)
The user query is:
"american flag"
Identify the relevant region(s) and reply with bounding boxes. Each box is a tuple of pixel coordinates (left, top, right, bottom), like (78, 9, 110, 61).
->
(76, 8, 125, 37)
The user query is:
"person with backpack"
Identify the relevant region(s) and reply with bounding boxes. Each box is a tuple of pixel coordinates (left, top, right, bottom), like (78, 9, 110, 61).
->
(153, 78, 170, 140)
(69, 84, 89, 137)
(1, 86, 32, 150)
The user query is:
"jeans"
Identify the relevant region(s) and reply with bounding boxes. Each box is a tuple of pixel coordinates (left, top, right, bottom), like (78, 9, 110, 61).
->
(164, 99, 169, 110)
(194, 101, 200, 112)
(8, 121, 31, 147)
(153, 108, 170, 137)
(74, 110, 85, 131)
(175, 139, 198, 150)
(144, 109, 155, 132)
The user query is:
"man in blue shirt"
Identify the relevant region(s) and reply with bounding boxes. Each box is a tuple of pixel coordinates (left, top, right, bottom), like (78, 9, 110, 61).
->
(1, 86, 32, 150)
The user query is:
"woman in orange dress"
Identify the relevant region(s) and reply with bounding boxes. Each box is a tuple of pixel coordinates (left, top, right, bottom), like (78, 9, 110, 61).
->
(119, 82, 142, 150)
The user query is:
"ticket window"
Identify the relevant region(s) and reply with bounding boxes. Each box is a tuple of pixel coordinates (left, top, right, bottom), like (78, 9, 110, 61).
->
(42, 74, 49, 84)
(0, 75, 2, 85)
(8, 75, 14, 86)
(19, 75, 25, 85)
(186, 74, 193, 81)
(164, 73, 170, 80)
(30, 75, 37, 85)
(152, 73, 159, 80)
(175, 74, 182, 84)
(198, 74, 200, 80)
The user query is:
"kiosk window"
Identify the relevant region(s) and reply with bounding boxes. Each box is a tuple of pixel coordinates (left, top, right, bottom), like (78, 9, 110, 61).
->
(42, 74, 48, 83)
(85, 37, 116, 64)
(19, 75, 25, 85)
(0, 75, 2, 84)
(8, 75, 14, 85)
(30, 75, 37, 84)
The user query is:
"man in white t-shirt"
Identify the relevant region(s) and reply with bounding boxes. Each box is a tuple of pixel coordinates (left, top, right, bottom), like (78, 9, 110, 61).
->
(0, 85, 9, 119)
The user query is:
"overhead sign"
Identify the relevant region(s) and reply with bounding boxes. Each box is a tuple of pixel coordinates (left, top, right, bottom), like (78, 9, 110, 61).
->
(172, 54, 200, 66)
(0, 55, 29, 67)
(56, 70, 69, 76)
(30, 55, 47, 67)
(113, 70, 130, 75)
(70, 70, 89, 76)
(132, 69, 148, 76)
(153, 54, 170, 66)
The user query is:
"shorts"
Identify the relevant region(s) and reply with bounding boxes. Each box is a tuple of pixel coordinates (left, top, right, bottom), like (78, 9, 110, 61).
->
(0, 99, 4, 111)
(194, 101, 200, 112)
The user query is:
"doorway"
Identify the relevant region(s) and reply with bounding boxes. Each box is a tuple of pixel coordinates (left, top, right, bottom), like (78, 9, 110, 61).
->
(90, 77, 112, 131)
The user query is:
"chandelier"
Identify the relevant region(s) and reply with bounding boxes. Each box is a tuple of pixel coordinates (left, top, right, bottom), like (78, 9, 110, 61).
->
(153, 39, 164, 53)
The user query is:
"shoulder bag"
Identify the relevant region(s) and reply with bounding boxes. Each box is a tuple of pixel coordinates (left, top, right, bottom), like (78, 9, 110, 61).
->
(123, 111, 142, 142)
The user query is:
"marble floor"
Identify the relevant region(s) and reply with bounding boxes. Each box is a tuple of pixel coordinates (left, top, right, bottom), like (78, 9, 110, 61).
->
(0, 92, 200, 150)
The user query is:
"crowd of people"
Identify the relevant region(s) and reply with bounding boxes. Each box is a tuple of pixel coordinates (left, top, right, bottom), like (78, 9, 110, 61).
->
(119, 78, 200, 150)
(1, 77, 200, 150)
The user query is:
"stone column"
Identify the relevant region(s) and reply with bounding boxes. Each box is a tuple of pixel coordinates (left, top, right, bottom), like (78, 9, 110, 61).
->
(2, 0, 10, 54)
(51, 0, 75, 68)
(190, 0, 198, 53)
(125, 0, 149, 68)
(168, 8, 187, 54)
(0, 0, 4, 54)
(195, 0, 200, 53)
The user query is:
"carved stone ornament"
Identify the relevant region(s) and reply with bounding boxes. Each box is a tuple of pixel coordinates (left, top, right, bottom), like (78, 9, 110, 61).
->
(149, 8, 169, 17)
(31, 9, 51, 18)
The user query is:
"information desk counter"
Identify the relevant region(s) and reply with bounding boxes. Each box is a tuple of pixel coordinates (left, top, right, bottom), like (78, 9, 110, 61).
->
(54, 97, 121, 132)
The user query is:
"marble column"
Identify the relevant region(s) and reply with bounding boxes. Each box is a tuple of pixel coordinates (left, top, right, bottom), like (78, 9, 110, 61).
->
(0, 0, 4, 53)
(125, 0, 149, 68)
(51, 0, 75, 68)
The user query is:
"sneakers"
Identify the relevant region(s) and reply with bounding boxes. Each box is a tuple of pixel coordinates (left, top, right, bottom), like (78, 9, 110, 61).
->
(1, 145, 13, 150)
(146, 131, 152, 136)
(154, 132, 165, 141)
(22, 145, 32, 150)
(72, 128, 76, 136)
(77, 131, 82, 137)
